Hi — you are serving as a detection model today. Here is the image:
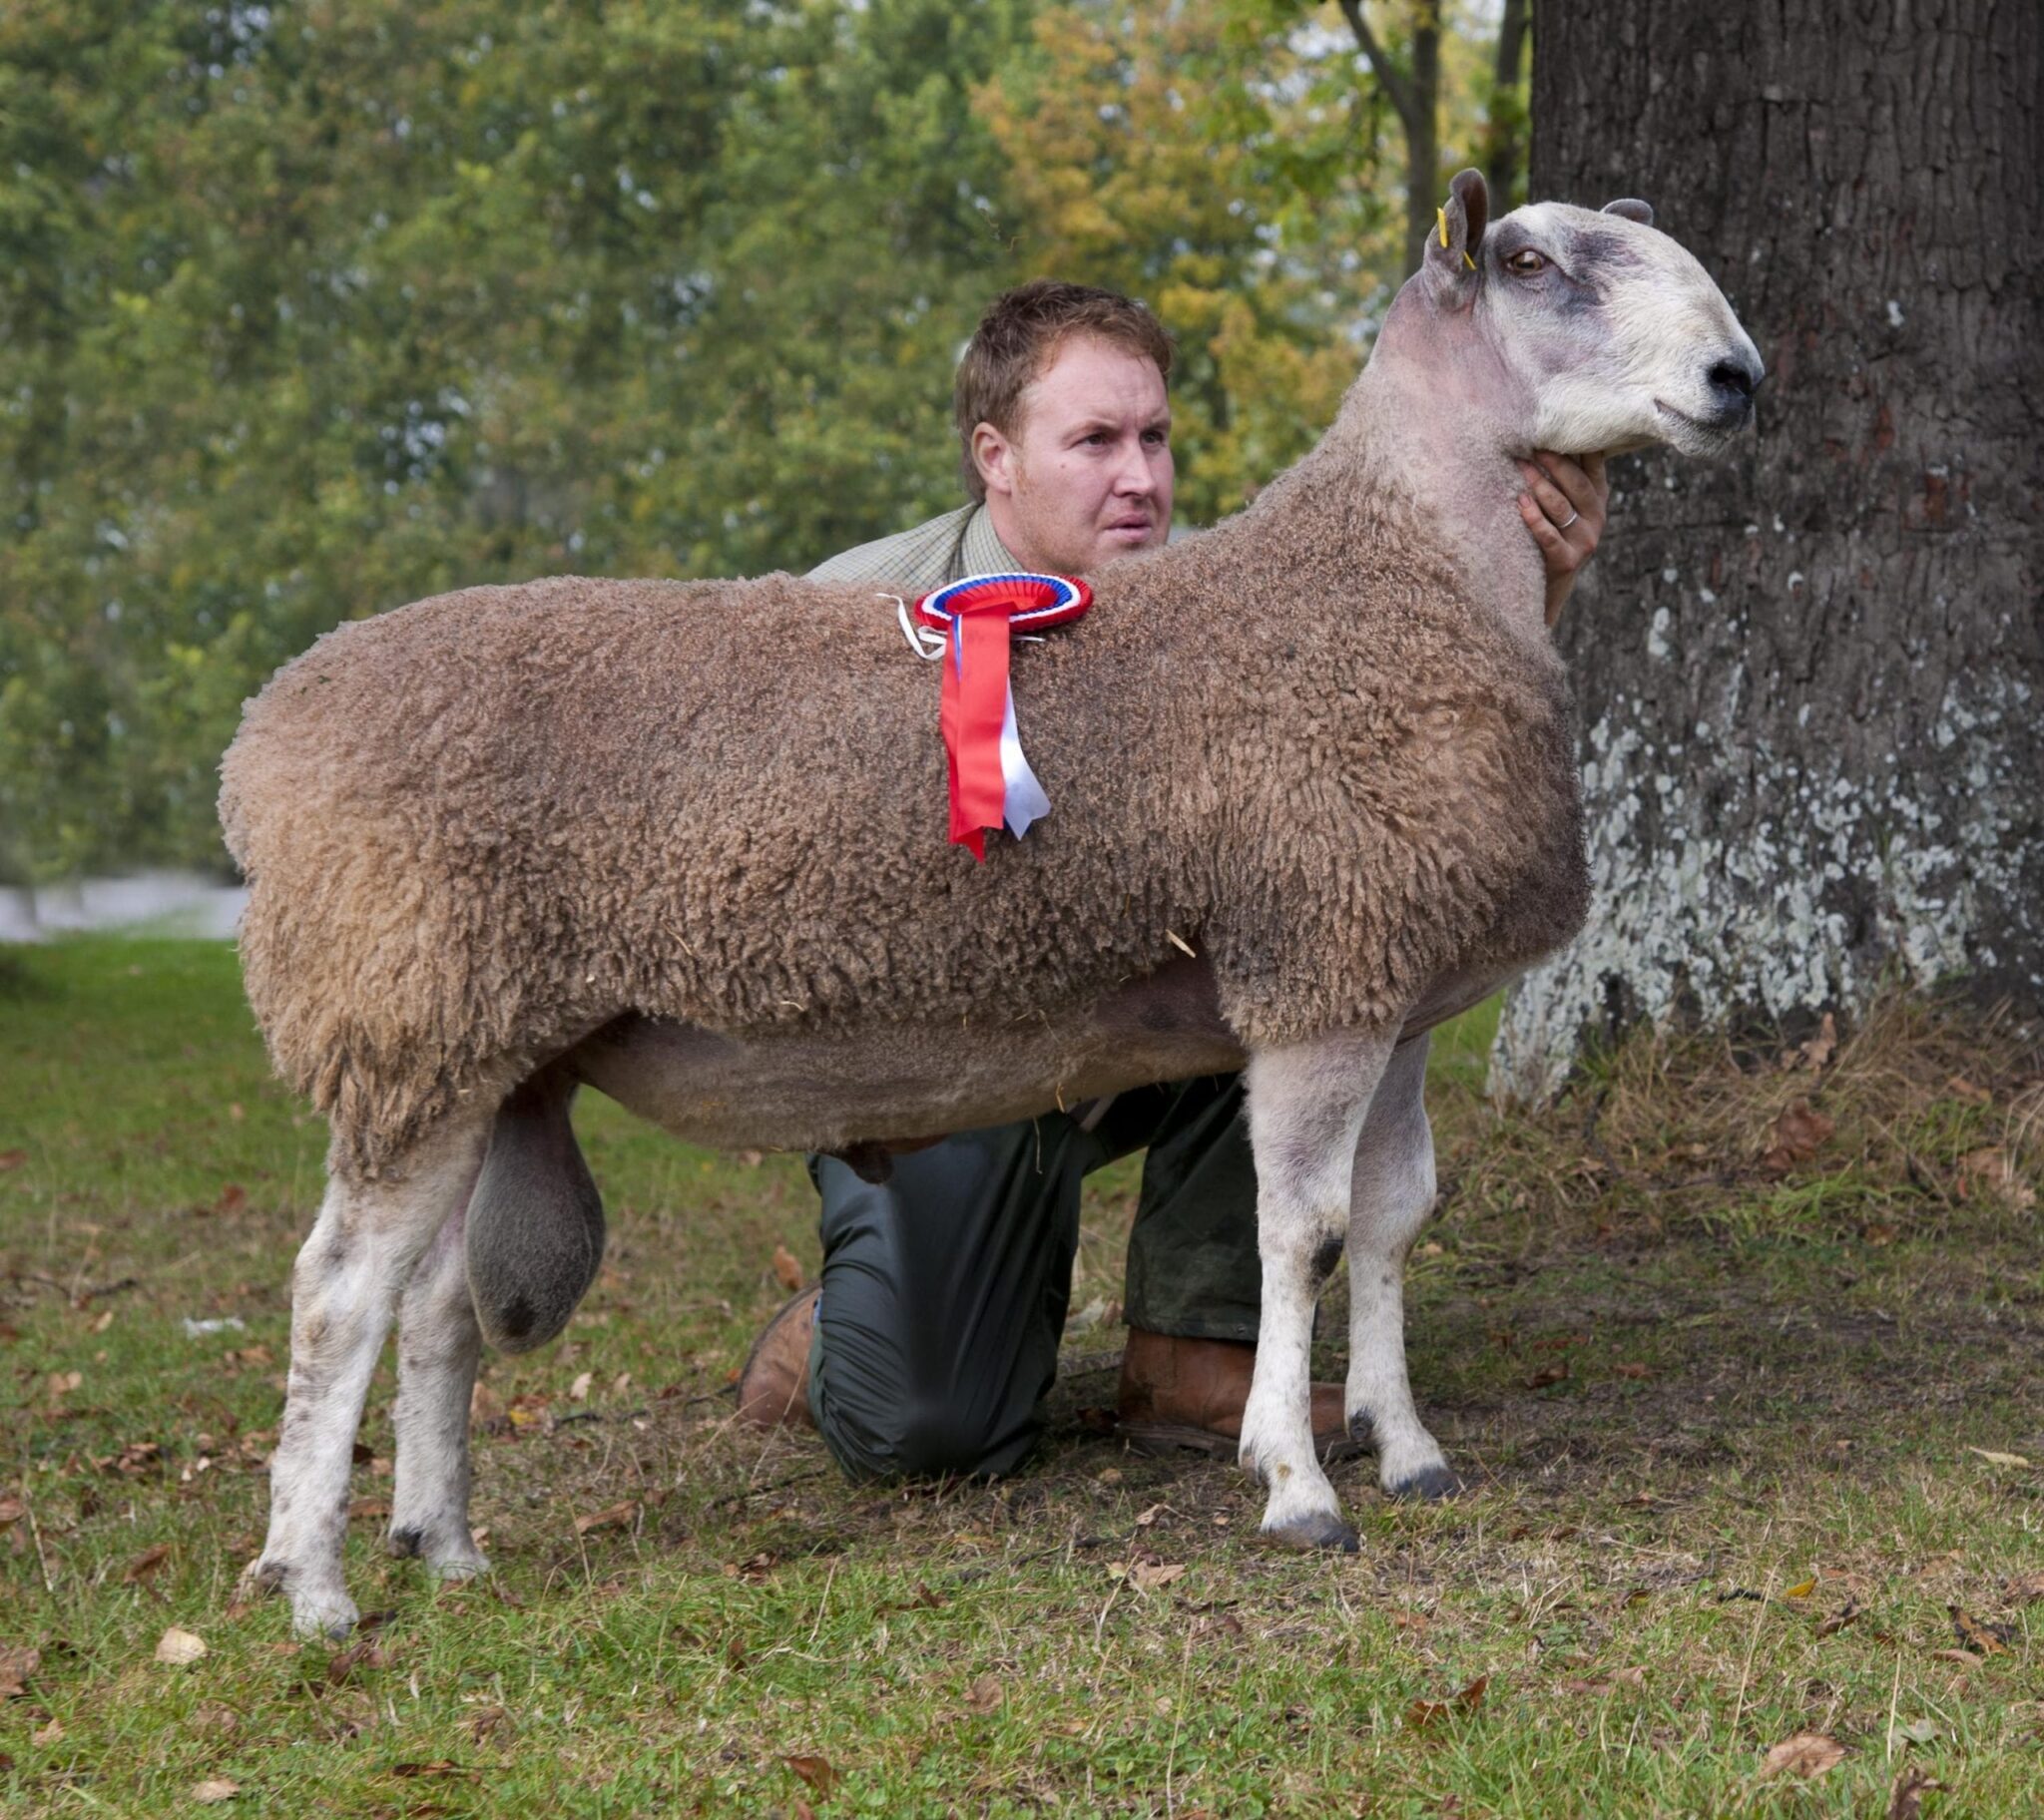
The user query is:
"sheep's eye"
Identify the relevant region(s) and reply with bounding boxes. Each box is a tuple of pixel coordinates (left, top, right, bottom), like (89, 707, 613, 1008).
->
(1504, 248, 1548, 276)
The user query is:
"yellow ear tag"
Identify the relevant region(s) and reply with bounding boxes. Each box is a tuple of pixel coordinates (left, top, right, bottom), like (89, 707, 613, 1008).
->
(1436, 207, 1449, 248)
(1462, 250, 1475, 270)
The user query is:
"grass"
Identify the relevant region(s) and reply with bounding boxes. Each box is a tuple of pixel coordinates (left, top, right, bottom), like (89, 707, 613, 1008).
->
(2, 936, 2041, 1816)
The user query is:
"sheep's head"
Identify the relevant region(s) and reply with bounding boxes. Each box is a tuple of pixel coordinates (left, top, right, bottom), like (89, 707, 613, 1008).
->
(1416, 169, 1764, 459)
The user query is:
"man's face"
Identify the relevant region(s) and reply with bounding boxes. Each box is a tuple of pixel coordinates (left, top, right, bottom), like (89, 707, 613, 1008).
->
(974, 333, 1174, 576)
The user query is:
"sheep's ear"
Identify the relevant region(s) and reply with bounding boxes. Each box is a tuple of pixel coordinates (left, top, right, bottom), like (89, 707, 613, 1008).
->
(1601, 198, 1655, 226)
(1424, 168, 1488, 309)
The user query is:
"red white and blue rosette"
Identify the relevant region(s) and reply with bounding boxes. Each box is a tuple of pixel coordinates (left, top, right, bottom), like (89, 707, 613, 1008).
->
(913, 571, 1092, 860)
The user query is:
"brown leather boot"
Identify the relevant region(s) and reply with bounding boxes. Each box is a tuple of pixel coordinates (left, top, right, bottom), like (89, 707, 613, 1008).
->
(1115, 1327, 1360, 1463)
(735, 1288, 819, 1431)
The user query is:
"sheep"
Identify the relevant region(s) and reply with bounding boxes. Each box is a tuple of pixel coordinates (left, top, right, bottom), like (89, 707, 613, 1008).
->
(220, 170, 1763, 1636)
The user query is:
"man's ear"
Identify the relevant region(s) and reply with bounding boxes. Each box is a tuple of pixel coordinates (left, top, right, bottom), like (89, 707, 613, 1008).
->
(1601, 198, 1655, 226)
(971, 421, 1015, 499)
(1423, 168, 1488, 309)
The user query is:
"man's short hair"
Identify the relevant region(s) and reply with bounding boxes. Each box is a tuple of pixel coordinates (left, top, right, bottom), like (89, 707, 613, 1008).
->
(954, 279, 1175, 503)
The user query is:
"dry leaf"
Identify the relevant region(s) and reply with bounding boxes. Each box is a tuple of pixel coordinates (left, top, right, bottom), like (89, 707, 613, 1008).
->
(1948, 1606, 2011, 1655)
(469, 1382, 504, 1427)
(1784, 1578, 1816, 1599)
(569, 1370, 593, 1402)
(32, 1718, 62, 1746)
(0, 1149, 26, 1170)
(574, 1501, 638, 1537)
(783, 1753, 841, 1796)
(326, 1641, 388, 1685)
(1888, 1766, 1941, 1820)
(155, 1626, 208, 1665)
(771, 1244, 805, 1293)
(463, 1703, 511, 1744)
(1797, 1012, 1838, 1071)
(1405, 1674, 1489, 1729)
(1135, 1503, 1168, 1528)
(963, 1673, 1004, 1713)
(346, 1498, 390, 1523)
(387, 1760, 474, 1780)
(1524, 1362, 1569, 1390)
(0, 1496, 25, 1530)
(0, 1645, 38, 1699)
(2008, 1572, 2044, 1605)
(1614, 1361, 1652, 1379)
(1130, 1561, 1186, 1593)
(1862, 1221, 1899, 1246)
(214, 1184, 247, 1216)
(191, 1778, 240, 1804)
(610, 1371, 633, 1397)
(1760, 1101, 1835, 1173)
(1816, 1598, 1862, 1637)
(1759, 1731, 1847, 1778)
(1966, 1446, 2030, 1468)
(124, 1543, 174, 1584)
(1929, 1647, 1979, 1666)
(1957, 1147, 2036, 1210)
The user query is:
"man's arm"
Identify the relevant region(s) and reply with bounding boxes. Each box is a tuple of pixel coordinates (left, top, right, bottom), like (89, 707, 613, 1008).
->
(1517, 451, 1611, 630)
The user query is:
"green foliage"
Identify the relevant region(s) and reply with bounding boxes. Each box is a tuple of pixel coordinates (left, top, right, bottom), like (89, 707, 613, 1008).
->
(0, 0, 1513, 878)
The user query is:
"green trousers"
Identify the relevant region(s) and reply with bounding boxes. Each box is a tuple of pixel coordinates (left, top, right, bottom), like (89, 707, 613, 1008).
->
(803, 1076, 1261, 1480)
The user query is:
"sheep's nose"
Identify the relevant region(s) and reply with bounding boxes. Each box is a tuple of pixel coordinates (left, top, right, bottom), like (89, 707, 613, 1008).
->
(1703, 350, 1764, 424)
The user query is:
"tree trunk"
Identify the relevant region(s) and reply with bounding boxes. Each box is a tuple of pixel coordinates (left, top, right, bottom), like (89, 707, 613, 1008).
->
(1337, 0, 1440, 277)
(1497, 0, 2043, 1101)
(1481, 0, 1528, 210)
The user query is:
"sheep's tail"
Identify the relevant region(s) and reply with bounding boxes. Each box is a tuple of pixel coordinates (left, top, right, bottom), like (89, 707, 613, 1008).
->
(463, 1067, 606, 1354)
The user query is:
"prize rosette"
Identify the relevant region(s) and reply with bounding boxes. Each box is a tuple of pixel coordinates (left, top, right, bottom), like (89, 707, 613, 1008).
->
(912, 571, 1093, 860)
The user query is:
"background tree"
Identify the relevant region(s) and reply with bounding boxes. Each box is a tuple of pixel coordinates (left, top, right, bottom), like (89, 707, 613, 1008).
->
(1495, 0, 2043, 1099)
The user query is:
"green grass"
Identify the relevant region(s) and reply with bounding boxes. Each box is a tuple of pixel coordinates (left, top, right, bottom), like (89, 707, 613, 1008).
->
(3, 937, 2042, 1815)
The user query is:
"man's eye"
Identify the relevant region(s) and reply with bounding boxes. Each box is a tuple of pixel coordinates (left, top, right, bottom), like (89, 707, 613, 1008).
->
(1143, 430, 1168, 446)
(1504, 248, 1548, 276)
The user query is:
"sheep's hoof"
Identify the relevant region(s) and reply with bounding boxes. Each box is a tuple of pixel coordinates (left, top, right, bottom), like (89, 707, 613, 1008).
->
(1386, 1464, 1463, 1502)
(1345, 1410, 1376, 1448)
(1265, 1512, 1360, 1553)
(237, 1557, 287, 1601)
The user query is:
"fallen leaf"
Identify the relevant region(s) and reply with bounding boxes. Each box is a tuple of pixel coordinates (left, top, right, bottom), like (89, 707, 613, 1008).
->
(1760, 1101, 1834, 1173)
(1135, 1503, 1168, 1528)
(610, 1371, 632, 1397)
(723, 1551, 778, 1583)
(1614, 1361, 1652, 1379)
(1759, 1731, 1847, 1778)
(574, 1501, 638, 1537)
(31, 1718, 62, 1746)
(1797, 1012, 1838, 1071)
(505, 1392, 550, 1429)
(346, 1498, 390, 1523)
(2008, 1572, 2044, 1604)
(326, 1641, 388, 1685)
(0, 1646, 38, 1699)
(1948, 1606, 2011, 1655)
(1130, 1561, 1186, 1593)
(1862, 1221, 1899, 1246)
(227, 1102, 245, 1122)
(1964, 1446, 2031, 1469)
(1784, 1578, 1816, 1599)
(468, 1382, 503, 1426)
(463, 1703, 511, 1744)
(1957, 1147, 2036, 1210)
(569, 1370, 593, 1402)
(155, 1626, 208, 1665)
(1887, 1766, 1941, 1820)
(191, 1778, 240, 1804)
(1894, 1717, 1938, 1745)
(1405, 1674, 1489, 1729)
(0, 1149, 26, 1169)
(387, 1760, 474, 1780)
(1524, 1362, 1569, 1390)
(1929, 1647, 1980, 1666)
(214, 1184, 248, 1216)
(0, 1496, 24, 1530)
(783, 1753, 841, 1796)
(963, 1673, 1004, 1713)
(771, 1244, 805, 1293)
(1816, 1598, 1862, 1637)
(124, 1543, 174, 1584)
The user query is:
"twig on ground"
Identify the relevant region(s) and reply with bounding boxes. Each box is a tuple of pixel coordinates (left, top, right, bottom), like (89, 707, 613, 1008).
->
(706, 1467, 828, 1511)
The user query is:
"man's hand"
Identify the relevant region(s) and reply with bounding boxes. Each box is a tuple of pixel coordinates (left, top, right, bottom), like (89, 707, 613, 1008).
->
(1516, 451, 1609, 631)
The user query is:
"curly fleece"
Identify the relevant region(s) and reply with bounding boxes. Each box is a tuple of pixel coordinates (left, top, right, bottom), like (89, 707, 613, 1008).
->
(220, 411, 1589, 1182)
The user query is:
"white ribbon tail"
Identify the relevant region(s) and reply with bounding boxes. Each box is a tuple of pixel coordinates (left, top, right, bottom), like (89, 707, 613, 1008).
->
(998, 682, 1051, 838)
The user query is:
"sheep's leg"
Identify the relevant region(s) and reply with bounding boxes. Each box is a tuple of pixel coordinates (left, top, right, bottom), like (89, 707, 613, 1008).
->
(1240, 1029, 1398, 1552)
(387, 1185, 491, 1583)
(241, 1114, 491, 1638)
(1343, 1034, 1459, 1500)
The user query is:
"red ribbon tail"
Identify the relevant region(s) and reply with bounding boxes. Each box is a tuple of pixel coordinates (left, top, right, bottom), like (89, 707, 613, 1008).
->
(939, 608, 1013, 858)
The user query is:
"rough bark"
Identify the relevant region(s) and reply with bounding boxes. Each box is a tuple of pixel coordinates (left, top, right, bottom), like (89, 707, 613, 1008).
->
(1498, 0, 2043, 1100)
(1481, 0, 1528, 209)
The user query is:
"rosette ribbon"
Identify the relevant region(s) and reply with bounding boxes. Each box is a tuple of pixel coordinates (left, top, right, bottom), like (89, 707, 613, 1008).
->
(912, 571, 1093, 860)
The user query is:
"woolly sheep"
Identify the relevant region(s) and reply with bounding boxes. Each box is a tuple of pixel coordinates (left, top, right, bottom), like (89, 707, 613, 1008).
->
(221, 172, 1763, 1636)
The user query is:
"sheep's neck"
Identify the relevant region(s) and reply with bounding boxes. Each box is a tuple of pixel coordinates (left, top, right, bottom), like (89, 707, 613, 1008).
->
(1337, 340, 1550, 651)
